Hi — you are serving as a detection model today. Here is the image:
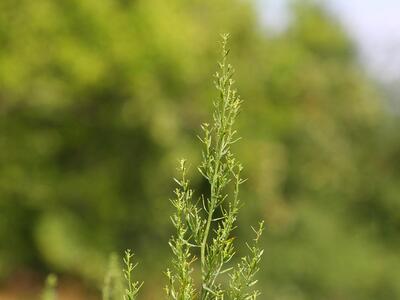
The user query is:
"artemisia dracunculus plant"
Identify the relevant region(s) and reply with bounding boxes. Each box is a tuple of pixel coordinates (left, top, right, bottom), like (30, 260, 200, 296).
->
(165, 34, 264, 300)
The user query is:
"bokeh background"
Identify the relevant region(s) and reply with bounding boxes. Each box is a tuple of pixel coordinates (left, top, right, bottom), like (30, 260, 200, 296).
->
(1, 0, 400, 299)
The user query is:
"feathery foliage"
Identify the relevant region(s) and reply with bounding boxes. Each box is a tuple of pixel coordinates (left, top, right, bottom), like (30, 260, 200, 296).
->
(165, 34, 264, 300)
(122, 250, 143, 300)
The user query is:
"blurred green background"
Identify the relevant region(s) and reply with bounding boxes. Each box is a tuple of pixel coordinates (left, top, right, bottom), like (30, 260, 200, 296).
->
(1, 0, 400, 299)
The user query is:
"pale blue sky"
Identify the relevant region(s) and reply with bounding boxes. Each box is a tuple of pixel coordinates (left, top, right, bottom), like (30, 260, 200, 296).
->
(256, 0, 400, 82)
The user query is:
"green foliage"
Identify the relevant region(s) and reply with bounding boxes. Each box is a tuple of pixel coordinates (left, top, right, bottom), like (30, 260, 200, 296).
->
(166, 35, 264, 300)
(122, 250, 143, 300)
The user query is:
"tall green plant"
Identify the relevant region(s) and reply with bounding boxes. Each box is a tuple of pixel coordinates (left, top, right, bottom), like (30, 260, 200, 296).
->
(165, 34, 264, 300)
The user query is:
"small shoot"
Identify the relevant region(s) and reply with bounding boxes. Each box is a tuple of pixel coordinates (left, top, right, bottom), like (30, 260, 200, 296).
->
(122, 249, 143, 300)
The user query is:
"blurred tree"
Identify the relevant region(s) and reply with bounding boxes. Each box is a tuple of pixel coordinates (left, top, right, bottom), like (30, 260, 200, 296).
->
(0, 0, 399, 299)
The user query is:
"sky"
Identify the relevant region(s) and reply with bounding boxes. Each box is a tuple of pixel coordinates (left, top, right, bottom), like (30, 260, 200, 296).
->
(256, 0, 400, 82)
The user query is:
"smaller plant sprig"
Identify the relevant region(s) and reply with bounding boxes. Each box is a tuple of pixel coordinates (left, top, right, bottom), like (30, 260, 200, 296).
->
(122, 249, 143, 300)
(165, 159, 198, 300)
